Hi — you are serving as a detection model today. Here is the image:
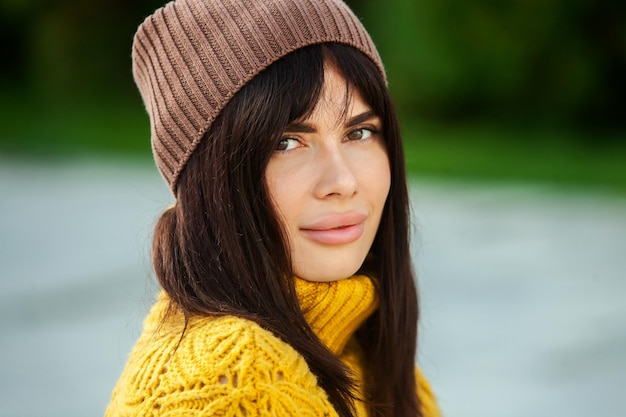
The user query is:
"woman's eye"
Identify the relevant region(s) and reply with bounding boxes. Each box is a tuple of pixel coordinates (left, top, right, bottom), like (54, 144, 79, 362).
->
(346, 128, 373, 141)
(276, 137, 300, 151)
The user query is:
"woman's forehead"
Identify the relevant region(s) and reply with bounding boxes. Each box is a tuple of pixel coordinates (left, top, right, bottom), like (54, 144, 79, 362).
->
(301, 65, 371, 127)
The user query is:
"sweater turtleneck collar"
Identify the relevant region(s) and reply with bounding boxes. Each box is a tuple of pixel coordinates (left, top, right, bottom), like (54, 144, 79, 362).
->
(293, 275, 379, 355)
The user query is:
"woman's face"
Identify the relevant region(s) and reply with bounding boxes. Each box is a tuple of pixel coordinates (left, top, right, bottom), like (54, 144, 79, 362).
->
(265, 65, 391, 282)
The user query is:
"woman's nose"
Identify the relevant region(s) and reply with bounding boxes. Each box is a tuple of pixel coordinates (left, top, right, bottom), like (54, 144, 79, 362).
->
(312, 147, 358, 199)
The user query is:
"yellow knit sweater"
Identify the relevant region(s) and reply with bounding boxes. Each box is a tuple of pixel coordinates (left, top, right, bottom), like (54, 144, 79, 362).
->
(105, 275, 441, 416)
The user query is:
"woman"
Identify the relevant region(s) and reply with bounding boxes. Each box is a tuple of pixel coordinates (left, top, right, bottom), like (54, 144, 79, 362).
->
(106, 0, 441, 416)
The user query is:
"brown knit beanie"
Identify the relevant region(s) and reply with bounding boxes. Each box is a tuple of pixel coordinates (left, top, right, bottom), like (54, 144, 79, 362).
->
(132, 0, 385, 193)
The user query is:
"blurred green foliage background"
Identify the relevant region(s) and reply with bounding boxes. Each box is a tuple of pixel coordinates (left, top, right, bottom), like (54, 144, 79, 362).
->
(1, 0, 625, 188)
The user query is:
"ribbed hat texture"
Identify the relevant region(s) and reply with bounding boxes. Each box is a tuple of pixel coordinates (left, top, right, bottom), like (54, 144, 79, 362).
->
(132, 0, 385, 193)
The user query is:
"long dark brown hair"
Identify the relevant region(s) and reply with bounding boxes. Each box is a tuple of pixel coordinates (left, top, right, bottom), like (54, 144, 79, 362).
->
(152, 43, 420, 417)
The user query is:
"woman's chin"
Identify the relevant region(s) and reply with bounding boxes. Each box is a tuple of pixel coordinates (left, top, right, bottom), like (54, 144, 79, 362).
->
(293, 264, 362, 283)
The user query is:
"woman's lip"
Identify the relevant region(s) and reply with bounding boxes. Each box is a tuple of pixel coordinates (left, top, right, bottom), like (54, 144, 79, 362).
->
(302, 212, 368, 230)
(300, 212, 367, 245)
(300, 223, 365, 245)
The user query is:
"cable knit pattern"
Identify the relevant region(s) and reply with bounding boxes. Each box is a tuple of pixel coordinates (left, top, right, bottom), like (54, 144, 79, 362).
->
(105, 275, 440, 416)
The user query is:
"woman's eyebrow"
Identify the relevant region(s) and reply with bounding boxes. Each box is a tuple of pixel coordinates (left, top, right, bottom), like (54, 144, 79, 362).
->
(346, 110, 376, 127)
(285, 110, 377, 133)
(284, 121, 316, 133)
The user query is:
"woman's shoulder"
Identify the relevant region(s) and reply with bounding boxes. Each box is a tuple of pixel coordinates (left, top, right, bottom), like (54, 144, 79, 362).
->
(415, 367, 443, 417)
(168, 313, 310, 378)
(105, 293, 336, 416)
(135, 291, 295, 351)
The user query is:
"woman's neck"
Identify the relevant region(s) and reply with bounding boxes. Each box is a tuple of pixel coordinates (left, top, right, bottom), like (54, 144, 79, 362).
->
(294, 275, 378, 355)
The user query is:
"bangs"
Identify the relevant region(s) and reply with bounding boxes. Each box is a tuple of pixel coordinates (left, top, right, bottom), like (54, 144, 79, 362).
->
(235, 46, 326, 149)
(320, 43, 389, 125)
(233, 43, 389, 154)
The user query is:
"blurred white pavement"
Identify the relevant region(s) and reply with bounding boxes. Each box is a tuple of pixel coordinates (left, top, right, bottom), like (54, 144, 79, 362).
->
(1, 158, 625, 417)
